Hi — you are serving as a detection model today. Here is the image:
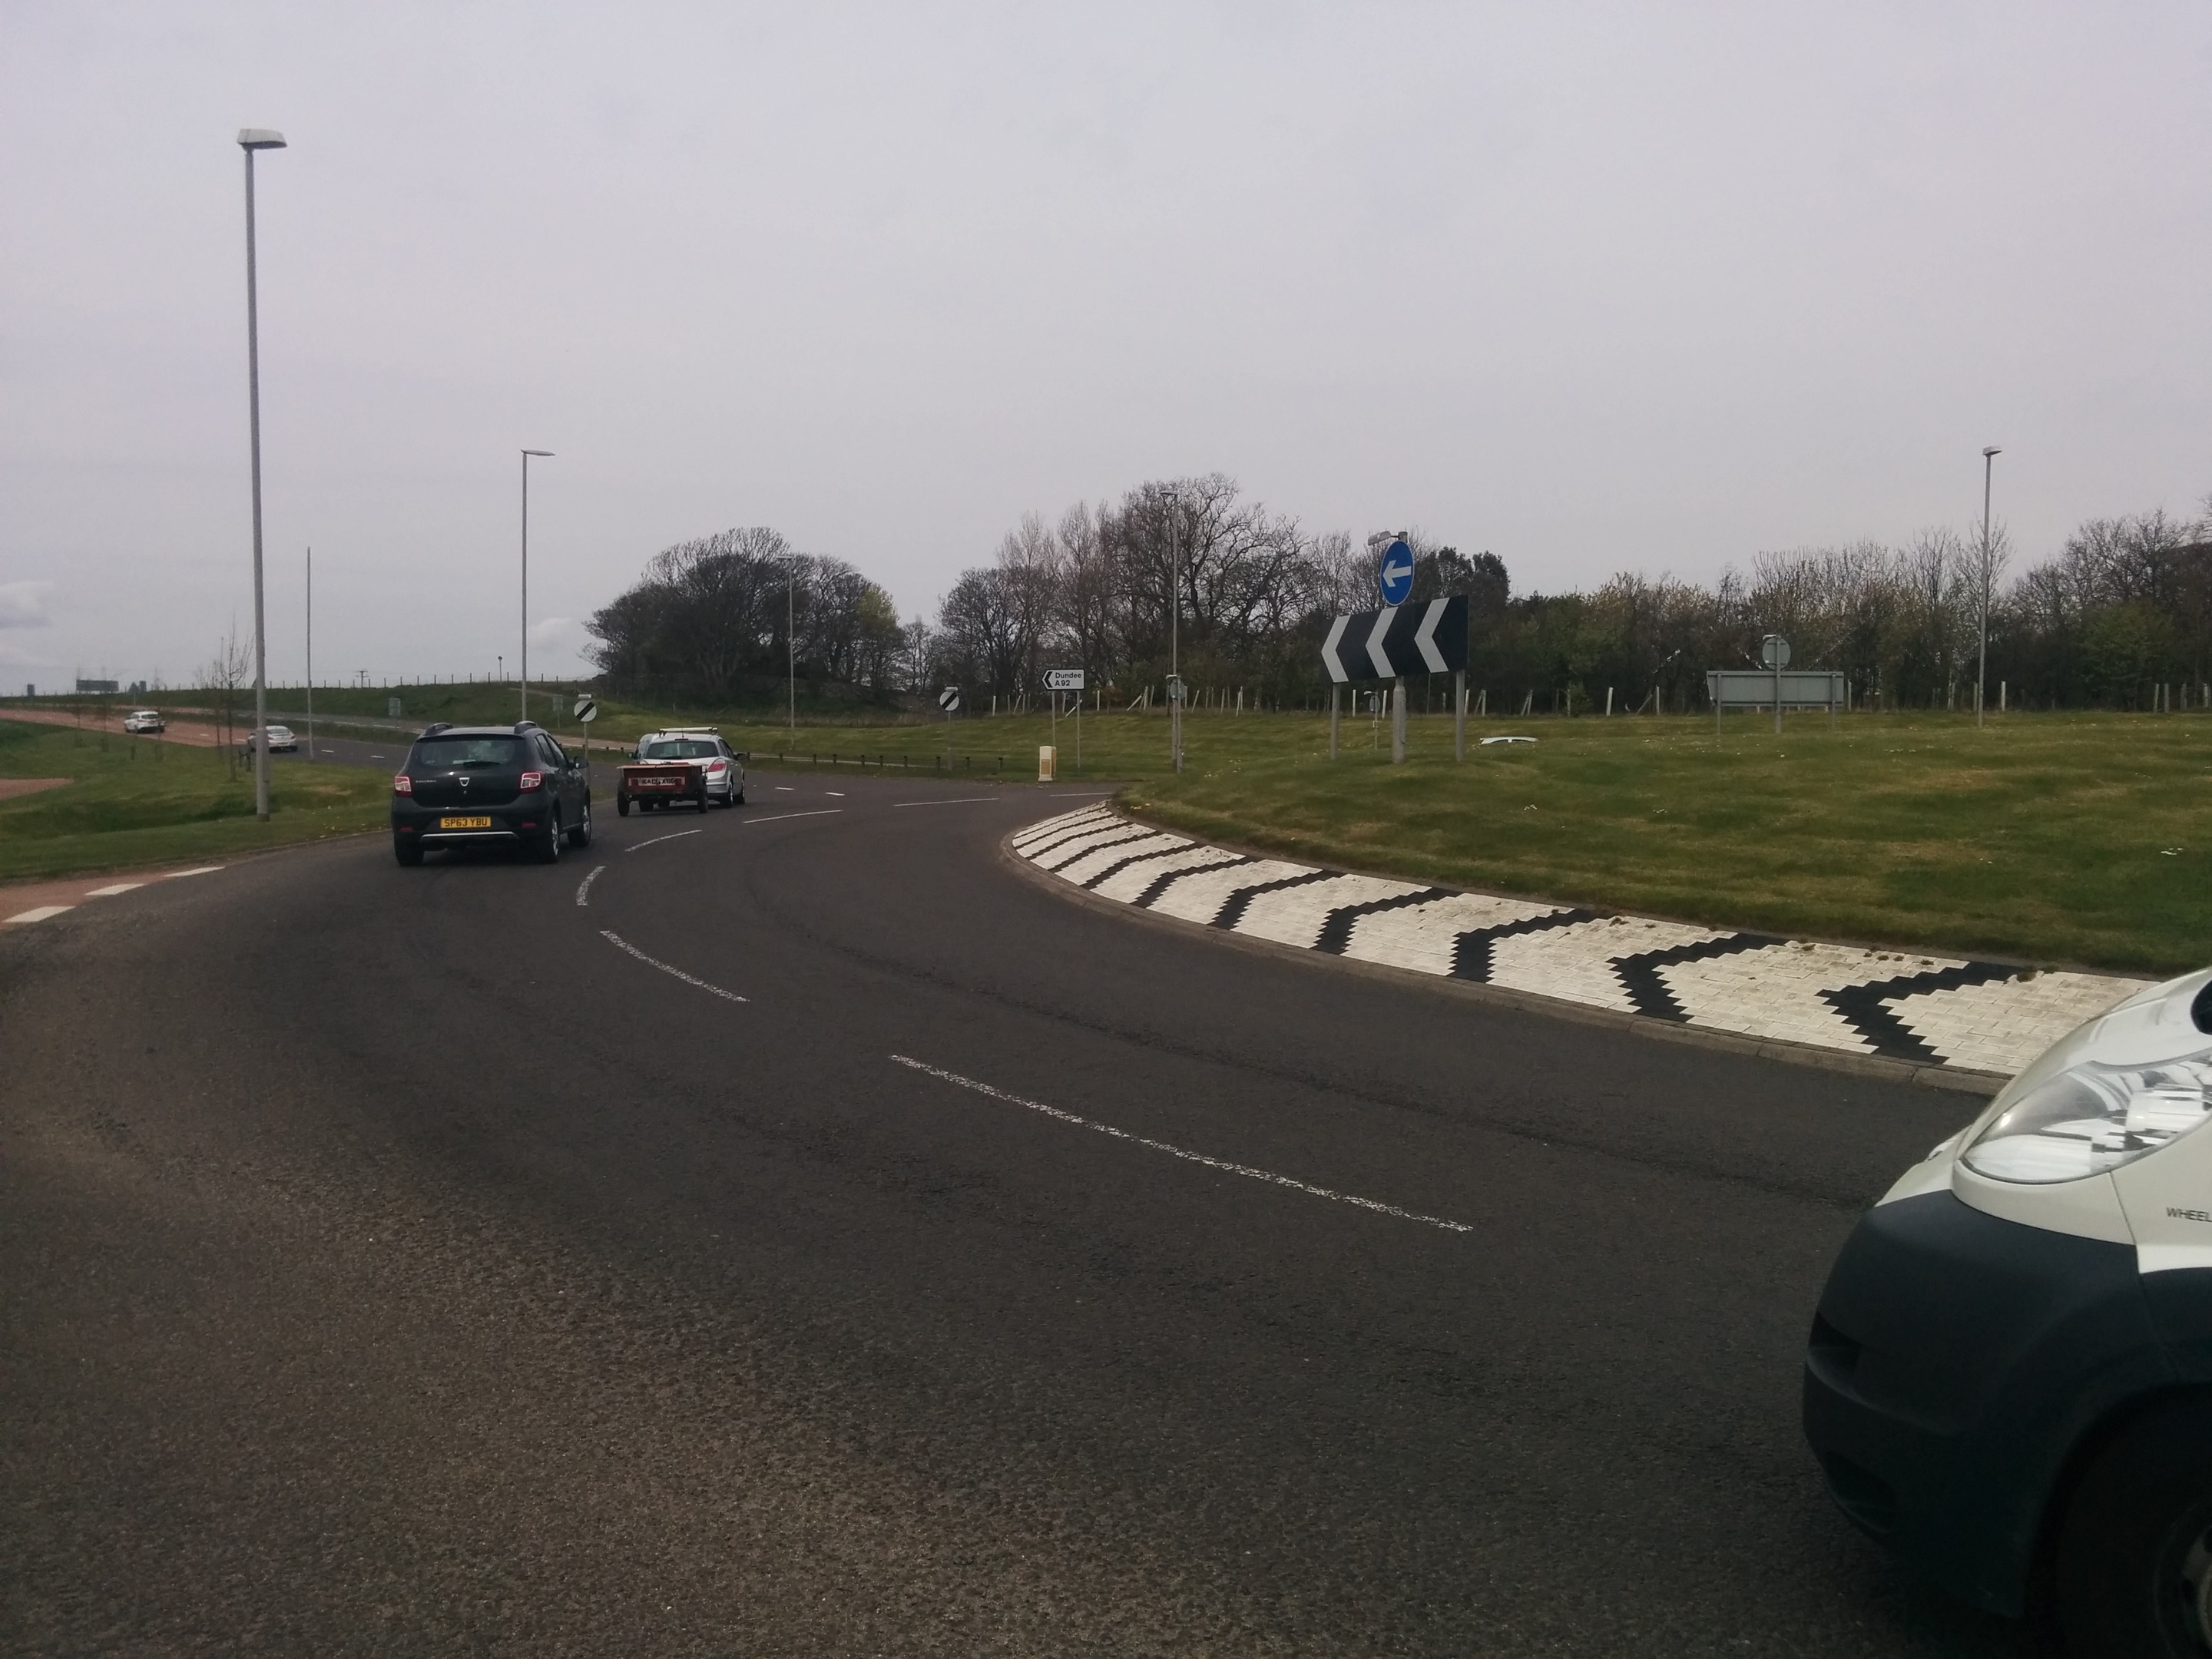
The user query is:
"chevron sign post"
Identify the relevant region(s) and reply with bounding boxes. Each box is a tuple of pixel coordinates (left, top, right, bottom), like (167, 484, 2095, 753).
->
(1320, 594, 1471, 765)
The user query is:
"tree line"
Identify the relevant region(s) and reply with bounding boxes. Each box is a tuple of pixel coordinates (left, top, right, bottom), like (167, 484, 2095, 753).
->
(587, 479, 2212, 714)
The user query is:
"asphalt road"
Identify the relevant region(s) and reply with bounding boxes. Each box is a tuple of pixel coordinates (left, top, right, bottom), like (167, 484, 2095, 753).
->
(2, 767, 2037, 1656)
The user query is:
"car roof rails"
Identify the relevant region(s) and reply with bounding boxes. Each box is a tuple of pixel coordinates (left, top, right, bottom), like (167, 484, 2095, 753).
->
(422, 721, 453, 737)
(512, 720, 542, 735)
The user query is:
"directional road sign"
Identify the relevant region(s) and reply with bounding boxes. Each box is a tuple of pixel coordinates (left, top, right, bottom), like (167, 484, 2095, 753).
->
(1377, 538, 1415, 608)
(1044, 668, 1085, 691)
(938, 687, 962, 713)
(1320, 594, 1469, 682)
(573, 693, 598, 723)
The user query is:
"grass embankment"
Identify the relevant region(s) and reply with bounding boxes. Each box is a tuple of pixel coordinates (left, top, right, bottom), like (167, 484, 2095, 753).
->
(0, 719, 389, 882)
(1123, 707, 2212, 977)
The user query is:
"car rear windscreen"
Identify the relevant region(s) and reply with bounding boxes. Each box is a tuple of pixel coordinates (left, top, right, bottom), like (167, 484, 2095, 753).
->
(412, 737, 525, 770)
(642, 740, 720, 759)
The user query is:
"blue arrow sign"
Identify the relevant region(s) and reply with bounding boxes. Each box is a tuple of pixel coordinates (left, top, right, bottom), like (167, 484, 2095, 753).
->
(1377, 538, 1414, 608)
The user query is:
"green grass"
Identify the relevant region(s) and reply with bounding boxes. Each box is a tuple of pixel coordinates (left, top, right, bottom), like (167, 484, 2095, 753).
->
(13, 692, 2210, 975)
(0, 719, 390, 882)
(694, 703, 2211, 975)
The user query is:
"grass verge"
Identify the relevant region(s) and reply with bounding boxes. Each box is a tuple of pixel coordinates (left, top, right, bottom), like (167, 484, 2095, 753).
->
(0, 719, 389, 882)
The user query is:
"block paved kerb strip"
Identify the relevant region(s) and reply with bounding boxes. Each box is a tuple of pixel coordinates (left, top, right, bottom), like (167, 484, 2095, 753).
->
(1008, 805, 2142, 1086)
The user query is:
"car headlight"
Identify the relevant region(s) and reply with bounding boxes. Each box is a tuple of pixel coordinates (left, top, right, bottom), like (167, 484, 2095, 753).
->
(1959, 1048, 2212, 1184)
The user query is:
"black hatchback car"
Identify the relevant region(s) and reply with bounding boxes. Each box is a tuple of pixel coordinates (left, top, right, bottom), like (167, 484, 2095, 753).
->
(391, 721, 593, 866)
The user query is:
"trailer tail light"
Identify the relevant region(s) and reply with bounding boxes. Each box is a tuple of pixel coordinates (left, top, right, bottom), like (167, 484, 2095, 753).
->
(392, 773, 412, 793)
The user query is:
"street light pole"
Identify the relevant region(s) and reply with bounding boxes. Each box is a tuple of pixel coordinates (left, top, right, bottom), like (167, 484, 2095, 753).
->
(305, 545, 313, 763)
(1979, 445, 2001, 729)
(1165, 487, 1181, 773)
(787, 558, 798, 742)
(237, 127, 286, 821)
(520, 449, 553, 722)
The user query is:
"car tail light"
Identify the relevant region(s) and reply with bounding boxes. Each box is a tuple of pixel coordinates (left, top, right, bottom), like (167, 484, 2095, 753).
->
(708, 760, 727, 773)
(520, 770, 544, 792)
(393, 773, 412, 793)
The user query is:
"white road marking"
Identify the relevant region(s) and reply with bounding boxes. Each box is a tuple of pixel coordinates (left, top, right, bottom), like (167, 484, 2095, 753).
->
(3, 906, 75, 925)
(625, 829, 704, 853)
(774, 786, 795, 792)
(163, 866, 224, 879)
(825, 790, 846, 796)
(601, 931, 747, 1002)
(85, 882, 146, 897)
(889, 1055, 1472, 1235)
(1049, 791, 1116, 797)
(575, 864, 605, 906)
(741, 809, 843, 825)
(893, 796, 998, 808)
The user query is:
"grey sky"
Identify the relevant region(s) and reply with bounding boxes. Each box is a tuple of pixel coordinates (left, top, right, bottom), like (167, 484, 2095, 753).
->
(3, 2, 2207, 690)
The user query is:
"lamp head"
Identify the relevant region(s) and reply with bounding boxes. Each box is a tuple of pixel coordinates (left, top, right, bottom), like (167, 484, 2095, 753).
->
(237, 129, 286, 151)
(522, 449, 554, 457)
(1983, 446, 2002, 459)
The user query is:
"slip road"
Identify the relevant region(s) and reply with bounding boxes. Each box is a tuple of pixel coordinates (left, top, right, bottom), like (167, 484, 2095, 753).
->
(1, 769, 2029, 1656)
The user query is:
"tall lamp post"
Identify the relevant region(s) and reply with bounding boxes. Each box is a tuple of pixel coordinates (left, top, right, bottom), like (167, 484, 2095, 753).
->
(1978, 445, 2001, 728)
(1164, 486, 1182, 773)
(237, 127, 286, 821)
(520, 449, 553, 721)
(782, 555, 802, 742)
(305, 545, 313, 763)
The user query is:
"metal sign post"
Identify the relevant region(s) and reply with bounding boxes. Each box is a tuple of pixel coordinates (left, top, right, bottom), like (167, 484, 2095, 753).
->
(1045, 669, 1084, 773)
(1330, 683, 1339, 758)
(574, 691, 597, 773)
(1455, 668, 1465, 761)
(938, 686, 960, 769)
(1392, 676, 1406, 763)
(1761, 634, 1791, 733)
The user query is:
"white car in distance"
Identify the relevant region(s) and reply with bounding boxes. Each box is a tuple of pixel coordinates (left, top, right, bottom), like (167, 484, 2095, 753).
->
(243, 724, 299, 754)
(121, 710, 166, 733)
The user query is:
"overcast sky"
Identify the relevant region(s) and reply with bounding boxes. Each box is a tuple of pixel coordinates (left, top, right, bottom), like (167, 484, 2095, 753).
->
(3, 2, 2207, 690)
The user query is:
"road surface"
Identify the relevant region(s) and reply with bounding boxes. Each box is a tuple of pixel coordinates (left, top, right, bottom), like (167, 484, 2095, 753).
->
(2, 768, 2032, 1655)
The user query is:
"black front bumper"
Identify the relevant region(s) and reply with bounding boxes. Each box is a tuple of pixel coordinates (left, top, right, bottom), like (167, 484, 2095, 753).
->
(1803, 1190, 2170, 1615)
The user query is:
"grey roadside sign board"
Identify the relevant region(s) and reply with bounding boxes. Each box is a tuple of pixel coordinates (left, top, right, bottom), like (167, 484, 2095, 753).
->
(1044, 669, 1084, 691)
(1707, 669, 1846, 710)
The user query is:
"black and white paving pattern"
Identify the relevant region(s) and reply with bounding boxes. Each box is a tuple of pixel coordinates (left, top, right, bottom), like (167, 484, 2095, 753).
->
(1012, 804, 2142, 1081)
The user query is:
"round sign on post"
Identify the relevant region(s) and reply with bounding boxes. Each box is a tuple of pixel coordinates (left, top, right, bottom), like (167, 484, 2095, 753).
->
(573, 694, 598, 723)
(1760, 635, 1791, 668)
(938, 687, 961, 713)
(1377, 538, 1416, 608)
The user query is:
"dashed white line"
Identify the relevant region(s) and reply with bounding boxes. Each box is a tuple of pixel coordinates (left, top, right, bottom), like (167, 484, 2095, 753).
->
(774, 786, 796, 792)
(164, 866, 224, 879)
(625, 829, 704, 853)
(575, 864, 605, 906)
(600, 931, 747, 1002)
(3, 905, 75, 925)
(888, 1055, 1472, 1234)
(825, 791, 846, 797)
(892, 796, 999, 808)
(741, 809, 843, 825)
(85, 882, 146, 897)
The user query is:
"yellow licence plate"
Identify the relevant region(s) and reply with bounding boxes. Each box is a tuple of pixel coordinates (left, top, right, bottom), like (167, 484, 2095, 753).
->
(439, 816, 493, 830)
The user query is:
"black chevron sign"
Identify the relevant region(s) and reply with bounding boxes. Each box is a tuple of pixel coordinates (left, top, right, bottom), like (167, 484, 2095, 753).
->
(1320, 594, 1469, 682)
